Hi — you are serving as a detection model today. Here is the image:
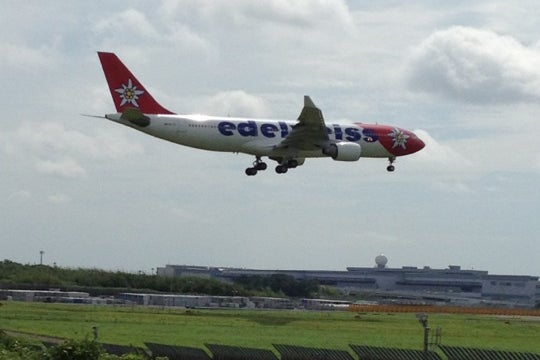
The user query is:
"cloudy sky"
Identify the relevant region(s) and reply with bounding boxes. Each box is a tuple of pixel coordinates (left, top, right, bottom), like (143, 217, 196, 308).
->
(2, 1, 539, 276)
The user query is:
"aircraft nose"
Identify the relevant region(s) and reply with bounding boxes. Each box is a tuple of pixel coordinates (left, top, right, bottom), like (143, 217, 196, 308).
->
(408, 132, 425, 154)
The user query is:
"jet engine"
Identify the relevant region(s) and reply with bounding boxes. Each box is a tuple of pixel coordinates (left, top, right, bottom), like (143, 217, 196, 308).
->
(323, 142, 362, 161)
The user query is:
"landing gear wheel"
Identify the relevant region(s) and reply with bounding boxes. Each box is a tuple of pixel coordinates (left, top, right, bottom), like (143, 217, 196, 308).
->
(245, 167, 258, 176)
(275, 165, 288, 174)
(387, 156, 396, 172)
(255, 162, 267, 171)
(245, 156, 267, 175)
(287, 159, 298, 168)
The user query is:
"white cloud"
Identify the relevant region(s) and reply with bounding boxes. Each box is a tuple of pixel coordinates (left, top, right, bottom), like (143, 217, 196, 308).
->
(202, 90, 271, 118)
(403, 129, 481, 194)
(0, 122, 144, 178)
(47, 193, 71, 204)
(159, 0, 353, 29)
(9, 190, 32, 201)
(5, 122, 144, 160)
(94, 9, 159, 40)
(406, 26, 540, 103)
(94, 7, 212, 57)
(0, 42, 55, 69)
(433, 181, 473, 194)
(411, 129, 473, 171)
(36, 158, 86, 178)
(236, 0, 353, 29)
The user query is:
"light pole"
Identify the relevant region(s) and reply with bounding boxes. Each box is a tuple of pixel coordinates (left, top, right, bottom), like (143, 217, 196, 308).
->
(416, 313, 430, 352)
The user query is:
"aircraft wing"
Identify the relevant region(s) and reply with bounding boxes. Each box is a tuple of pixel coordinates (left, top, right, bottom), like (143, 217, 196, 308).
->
(276, 96, 329, 151)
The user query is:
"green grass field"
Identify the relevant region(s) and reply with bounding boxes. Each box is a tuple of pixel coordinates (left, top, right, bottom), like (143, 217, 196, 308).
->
(1, 302, 539, 354)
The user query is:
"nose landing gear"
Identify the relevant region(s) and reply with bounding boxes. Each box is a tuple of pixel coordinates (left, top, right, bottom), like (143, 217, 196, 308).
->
(387, 156, 396, 172)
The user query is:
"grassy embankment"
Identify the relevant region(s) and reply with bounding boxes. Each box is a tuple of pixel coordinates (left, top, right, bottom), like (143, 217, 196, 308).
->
(1, 302, 539, 354)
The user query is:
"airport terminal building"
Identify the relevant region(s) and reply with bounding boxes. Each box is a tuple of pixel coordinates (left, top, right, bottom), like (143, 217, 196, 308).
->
(157, 256, 540, 308)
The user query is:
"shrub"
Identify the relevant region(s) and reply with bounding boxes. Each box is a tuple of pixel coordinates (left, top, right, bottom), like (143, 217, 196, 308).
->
(45, 338, 101, 360)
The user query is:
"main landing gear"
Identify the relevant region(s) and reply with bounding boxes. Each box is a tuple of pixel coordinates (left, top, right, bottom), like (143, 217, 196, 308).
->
(245, 157, 267, 176)
(245, 157, 298, 176)
(275, 159, 298, 174)
(387, 156, 396, 172)
(276, 159, 298, 174)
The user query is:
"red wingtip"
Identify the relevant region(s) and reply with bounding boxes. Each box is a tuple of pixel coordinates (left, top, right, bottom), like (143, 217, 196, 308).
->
(97, 52, 175, 115)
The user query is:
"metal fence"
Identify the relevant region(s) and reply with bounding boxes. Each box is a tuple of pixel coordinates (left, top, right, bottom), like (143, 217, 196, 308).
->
(35, 340, 540, 359)
(145, 342, 211, 360)
(439, 345, 540, 360)
(274, 344, 355, 360)
(206, 343, 279, 360)
(350, 345, 442, 360)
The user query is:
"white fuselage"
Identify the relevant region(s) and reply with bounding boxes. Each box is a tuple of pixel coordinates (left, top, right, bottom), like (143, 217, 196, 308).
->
(105, 113, 394, 160)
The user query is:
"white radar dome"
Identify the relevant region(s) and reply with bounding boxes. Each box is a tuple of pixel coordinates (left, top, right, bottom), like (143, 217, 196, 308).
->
(375, 254, 388, 267)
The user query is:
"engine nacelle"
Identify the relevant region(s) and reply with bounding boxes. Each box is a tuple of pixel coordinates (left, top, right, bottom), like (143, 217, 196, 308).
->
(323, 142, 362, 161)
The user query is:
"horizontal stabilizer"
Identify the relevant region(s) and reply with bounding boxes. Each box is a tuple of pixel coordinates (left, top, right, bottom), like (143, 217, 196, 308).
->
(120, 108, 150, 127)
(81, 114, 106, 119)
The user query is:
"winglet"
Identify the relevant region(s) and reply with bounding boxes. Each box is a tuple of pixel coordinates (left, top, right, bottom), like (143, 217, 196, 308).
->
(304, 95, 317, 108)
(98, 52, 175, 115)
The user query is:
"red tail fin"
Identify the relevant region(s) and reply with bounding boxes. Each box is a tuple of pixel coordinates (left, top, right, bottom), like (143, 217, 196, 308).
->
(97, 52, 174, 115)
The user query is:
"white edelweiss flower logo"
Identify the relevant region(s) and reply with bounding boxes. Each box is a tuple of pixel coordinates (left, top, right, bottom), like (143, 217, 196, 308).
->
(388, 128, 410, 149)
(115, 79, 144, 107)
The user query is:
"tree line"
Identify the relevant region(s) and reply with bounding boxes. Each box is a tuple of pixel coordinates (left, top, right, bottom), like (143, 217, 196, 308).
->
(0, 260, 319, 299)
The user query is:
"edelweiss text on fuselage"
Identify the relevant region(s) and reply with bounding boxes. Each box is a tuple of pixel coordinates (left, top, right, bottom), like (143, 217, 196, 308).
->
(217, 120, 379, 142)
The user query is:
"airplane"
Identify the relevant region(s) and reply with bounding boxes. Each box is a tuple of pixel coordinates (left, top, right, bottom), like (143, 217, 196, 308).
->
(97, 52, 425, 175)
